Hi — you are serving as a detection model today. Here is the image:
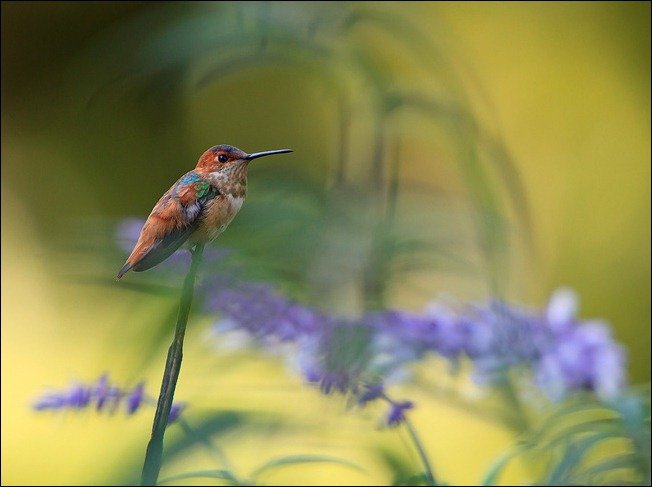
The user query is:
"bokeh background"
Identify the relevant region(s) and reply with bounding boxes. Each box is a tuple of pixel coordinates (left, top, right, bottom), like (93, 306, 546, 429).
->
(2, 2, 649, 485)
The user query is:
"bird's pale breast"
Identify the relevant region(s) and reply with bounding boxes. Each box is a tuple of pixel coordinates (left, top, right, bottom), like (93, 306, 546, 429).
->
(191, 194, 244, 243)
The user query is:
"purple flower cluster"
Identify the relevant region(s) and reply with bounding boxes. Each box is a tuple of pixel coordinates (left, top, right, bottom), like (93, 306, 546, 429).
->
(115, 219, 628, 425)
(366, 289, 626, 402)
(202, 279, 417, 426)
(205, 284, 626, 412)
(534, 290, 626, 401)
(34, 373, 185, 423)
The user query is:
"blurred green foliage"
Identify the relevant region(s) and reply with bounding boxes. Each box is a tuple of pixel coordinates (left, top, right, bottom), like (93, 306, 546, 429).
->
(2, 2, 649, 485)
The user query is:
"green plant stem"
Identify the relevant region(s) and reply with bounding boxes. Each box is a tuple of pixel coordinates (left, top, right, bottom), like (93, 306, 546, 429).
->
(498, 376, 529, 433)
(141, 243, 205, 486)
(405, 418, 437, 486)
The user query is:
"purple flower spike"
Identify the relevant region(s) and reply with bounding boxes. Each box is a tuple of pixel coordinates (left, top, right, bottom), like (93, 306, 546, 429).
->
(33, 374, 186, 424)
(387, 401, 414, 427)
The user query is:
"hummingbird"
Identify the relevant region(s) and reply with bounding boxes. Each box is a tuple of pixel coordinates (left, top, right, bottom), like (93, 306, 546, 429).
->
(117, 144, 292, 279)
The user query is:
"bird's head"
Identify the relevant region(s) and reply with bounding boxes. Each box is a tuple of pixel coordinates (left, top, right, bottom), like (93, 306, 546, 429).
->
(196, 144, 292, 176)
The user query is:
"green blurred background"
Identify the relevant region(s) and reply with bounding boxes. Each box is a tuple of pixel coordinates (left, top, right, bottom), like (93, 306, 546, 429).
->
(2, 2, 649, 485)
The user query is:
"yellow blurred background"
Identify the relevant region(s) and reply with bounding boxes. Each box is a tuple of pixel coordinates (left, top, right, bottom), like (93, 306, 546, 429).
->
(2, 2, 649, 485)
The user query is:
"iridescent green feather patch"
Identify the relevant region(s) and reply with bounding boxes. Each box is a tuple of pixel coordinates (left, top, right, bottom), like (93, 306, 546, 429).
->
(194, 181, 211, 198)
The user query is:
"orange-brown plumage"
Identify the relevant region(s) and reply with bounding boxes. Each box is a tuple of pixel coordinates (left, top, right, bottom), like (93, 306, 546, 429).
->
(117, 144, 292, 279)
(119, 196, 184, 275)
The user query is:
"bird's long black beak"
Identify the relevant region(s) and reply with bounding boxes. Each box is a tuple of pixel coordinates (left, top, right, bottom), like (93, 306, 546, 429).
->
(246, 149, 293, 160)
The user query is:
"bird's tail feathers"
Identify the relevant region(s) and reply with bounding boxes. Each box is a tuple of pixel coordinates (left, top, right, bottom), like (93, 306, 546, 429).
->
(116, 262, 133, 280)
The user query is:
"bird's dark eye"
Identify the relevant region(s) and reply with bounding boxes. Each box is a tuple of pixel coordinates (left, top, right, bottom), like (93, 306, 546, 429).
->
(218, 154, 228, 163)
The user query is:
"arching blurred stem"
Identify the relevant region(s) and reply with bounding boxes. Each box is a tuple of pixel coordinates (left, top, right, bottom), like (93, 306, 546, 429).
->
(363, 119, 400, 310)
(141, 243, 205, 486)
(387, 137, 401, 225)
(178, 418, 234, 472)
(405, 418, 438, 486)
(497, 376, 529, 433)
(335, 93, 350, 185)
(372, 105, 386, 189)
(362, 105, 388, 309)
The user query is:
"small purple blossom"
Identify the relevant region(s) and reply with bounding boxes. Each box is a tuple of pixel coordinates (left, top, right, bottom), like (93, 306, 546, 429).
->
(387, 401, 414, 427)
(358, 383, 385, 406)
(33, 394, 69, 411)
(67, 385, 92, 408)
(534, 320, 626, 401)
(126, 382, 145, 414)
(95, 373, 109, 410)
(95, 373, 122, 411)
(34, 374, 185, 423)
(168, 403, 186, 423)
(546, 288, 579, 333)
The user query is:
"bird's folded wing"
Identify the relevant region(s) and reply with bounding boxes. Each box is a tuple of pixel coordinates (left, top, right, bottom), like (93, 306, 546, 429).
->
(131, 222, 197, 272)
(118, 176, 219, 277)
